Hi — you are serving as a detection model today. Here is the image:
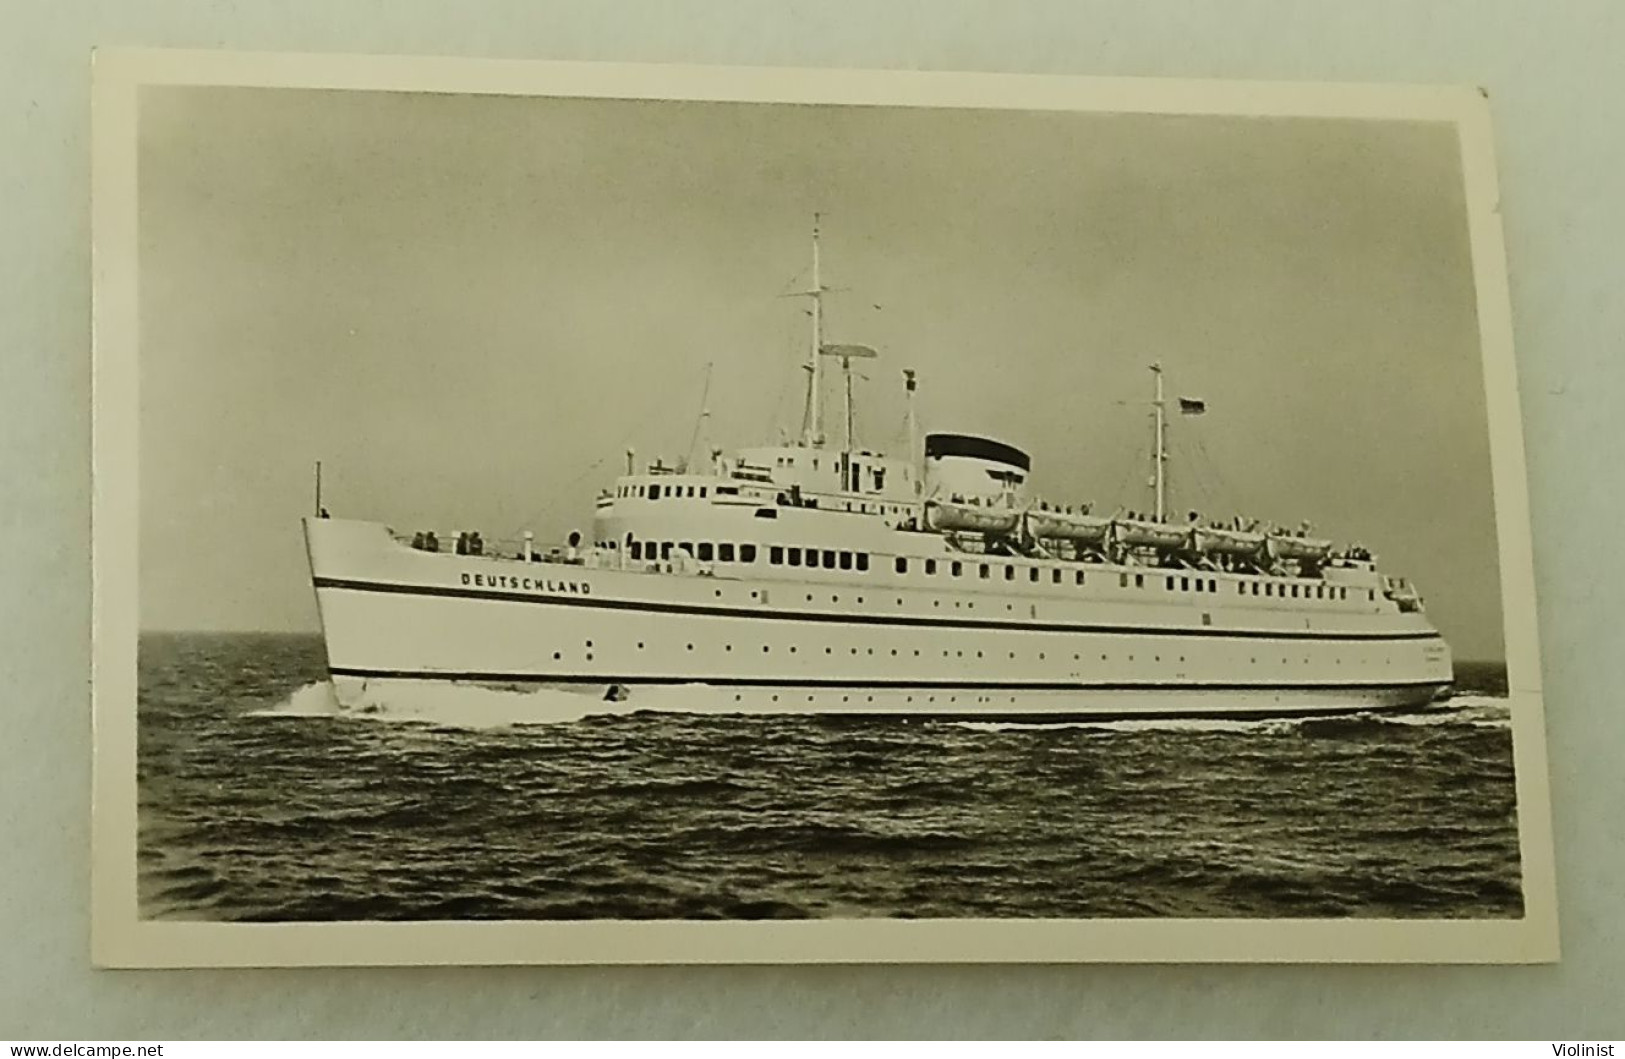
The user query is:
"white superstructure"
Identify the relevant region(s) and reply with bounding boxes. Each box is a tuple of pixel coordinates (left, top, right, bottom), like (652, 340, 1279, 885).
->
(304, 220, 1452, 720)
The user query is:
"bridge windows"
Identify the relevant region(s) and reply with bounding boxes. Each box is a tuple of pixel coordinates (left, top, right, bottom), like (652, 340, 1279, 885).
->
(787, 548, 803, 567)
(718, 543, 734, 562)
(697, 543, 714, 562)
(856, 553, 870, 572)
(895, 557, 909, 574)
(740, 544, 757, 563)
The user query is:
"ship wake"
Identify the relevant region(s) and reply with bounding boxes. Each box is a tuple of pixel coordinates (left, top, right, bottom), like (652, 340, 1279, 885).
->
(249, 678, 733, 728)
(950, 695, 1509, 735)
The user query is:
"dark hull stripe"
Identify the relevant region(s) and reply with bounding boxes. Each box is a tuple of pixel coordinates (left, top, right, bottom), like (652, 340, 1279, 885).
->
(327, 666, 1448, 695)
(778, 702, 1431, 723)
(312, 577, 1443, 644)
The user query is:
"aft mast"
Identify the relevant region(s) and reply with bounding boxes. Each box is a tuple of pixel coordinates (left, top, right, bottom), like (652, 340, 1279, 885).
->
(800, 214, 827, 448)
(1151, 363, 1167, 521)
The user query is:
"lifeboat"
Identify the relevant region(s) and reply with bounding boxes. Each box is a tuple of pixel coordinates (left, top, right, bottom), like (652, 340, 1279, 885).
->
(1113, 519, 1191, 550)
(1024, 509, 1113, 546)
(924, 499, 1021, 535)
(1192, 526, 1266, 558)
(1267, 533, 1333, 562)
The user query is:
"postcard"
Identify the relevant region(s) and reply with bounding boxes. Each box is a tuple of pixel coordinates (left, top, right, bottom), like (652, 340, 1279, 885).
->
(91, 49, 1557, 965)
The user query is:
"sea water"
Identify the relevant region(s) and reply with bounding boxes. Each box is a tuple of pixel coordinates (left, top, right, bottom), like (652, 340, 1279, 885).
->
(136, 632, 1523, 921)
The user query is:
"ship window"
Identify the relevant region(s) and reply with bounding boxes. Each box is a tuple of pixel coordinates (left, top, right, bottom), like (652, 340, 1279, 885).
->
(856, 553, 869, 572)
(925, 559, 937, 575)
(1008, 566, 1019, 582)
(1120, 573, 1129, 588)
(699, 487, 708, 498)
(788, 548, 802, 567)
(822, 549, 836, 569)
(979, 564, 990, 580)
(1180, 577, 1189, 592)
(1209, 580, 1217, 593)
(895, 557, 908, 574)
(1052, 569, 1061, 584)
(839, 551, 853, 570)
(680, 541, 694, 559)
(660, 542, 673, 560)
(1135, 574, 1145, 588)
(770, 545, 783, 565)
(951, 561, 962, 577)
(698, 543, 714, 562)
(1369, 590, 1375, 601)
(741, 544, 757, 563)
(1166, 577, 1175, 591)
(629, 541, 642, 560)
(719, 543, 735, 562)
(1290, 585, 1299, 598)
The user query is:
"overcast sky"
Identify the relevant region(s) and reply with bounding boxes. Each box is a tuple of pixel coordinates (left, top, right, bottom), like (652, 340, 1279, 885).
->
(137, 85, 1505, 660)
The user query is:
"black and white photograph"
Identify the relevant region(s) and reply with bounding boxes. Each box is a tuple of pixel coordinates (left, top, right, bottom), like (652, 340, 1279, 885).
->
(92, 52, 1556, 965)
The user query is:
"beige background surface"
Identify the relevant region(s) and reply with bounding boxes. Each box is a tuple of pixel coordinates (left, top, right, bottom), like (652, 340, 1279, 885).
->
(4, 0, 1621, 1039)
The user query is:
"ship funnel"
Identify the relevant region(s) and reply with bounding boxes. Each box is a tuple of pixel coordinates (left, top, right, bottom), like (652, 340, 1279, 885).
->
(924, 433, 1030, 505)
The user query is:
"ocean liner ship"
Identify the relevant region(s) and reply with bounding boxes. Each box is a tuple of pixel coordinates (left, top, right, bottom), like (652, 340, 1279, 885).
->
(304, 221, 1452, 720)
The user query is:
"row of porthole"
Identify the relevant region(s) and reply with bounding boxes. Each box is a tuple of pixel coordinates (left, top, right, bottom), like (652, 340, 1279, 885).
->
(554, 644, 1381, 665)
(551, 648, 1391, 669)
(738, 693, 1017, 705)
(715, 584, 1361, 615)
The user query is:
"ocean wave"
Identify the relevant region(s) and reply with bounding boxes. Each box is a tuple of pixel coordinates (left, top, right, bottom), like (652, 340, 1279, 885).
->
(951, 696, 1510, 735)
(246, 679, 630, 729)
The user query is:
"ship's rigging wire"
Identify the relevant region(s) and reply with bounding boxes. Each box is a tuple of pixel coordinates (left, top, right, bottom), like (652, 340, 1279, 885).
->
(504, 374, 689, 540)
(684, 361, 715, 471)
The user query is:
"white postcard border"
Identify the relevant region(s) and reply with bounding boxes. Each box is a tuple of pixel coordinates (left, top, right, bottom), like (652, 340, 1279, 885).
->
(90, 47, 1558, 967)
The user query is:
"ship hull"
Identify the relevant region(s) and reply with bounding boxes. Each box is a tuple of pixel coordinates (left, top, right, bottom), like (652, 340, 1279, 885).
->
(307, 518, 1452, 721)
(326, 673, 1443, 722)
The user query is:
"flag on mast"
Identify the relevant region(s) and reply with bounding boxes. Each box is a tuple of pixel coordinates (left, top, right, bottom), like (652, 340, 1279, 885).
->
(1178, 397, 1207, 416)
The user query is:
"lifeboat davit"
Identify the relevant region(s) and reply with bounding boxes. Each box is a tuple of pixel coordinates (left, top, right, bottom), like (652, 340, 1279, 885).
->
(1192, 526, 1266, 558)
(1113, 519, 1191, 550)
(924, 499, 1021, 535)
(1267, 533, 1333, 562)
(1024, 509, 1113, 546)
